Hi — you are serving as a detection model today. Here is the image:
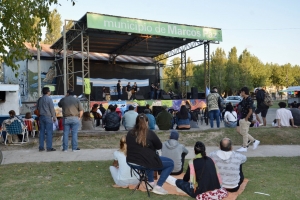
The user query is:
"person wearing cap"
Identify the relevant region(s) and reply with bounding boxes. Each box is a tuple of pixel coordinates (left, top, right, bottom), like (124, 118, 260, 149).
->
(161, 130, 189, 175)
(144, 109, 155, 130)
(254, 87, 269, 126)
(122, 105, 138, 130)
(156, 105, 173, 130)
(58, 89, 83, 152)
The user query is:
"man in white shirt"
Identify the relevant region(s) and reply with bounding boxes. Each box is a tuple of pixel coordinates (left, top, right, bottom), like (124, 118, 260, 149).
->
(276, 102, 297, 128)
(122, 105, 138, 130)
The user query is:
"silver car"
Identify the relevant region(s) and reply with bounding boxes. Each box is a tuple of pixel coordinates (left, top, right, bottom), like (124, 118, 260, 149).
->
(224, 96, 243, 106)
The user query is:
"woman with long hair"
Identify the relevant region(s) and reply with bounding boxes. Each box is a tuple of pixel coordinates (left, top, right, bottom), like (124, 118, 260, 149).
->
(176, 141, 225, 198)
(224, 103, 237, 128)
(81, 111, 95, 130)
(126, 113, 174, 195)
(109, 136, 139, 187)
(175, 105, 191, 130)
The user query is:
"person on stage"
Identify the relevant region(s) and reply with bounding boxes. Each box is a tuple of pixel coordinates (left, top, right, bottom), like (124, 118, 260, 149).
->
(131, 82, 138, 100)
(126, 82, 132, 100)
(150, 83, 155, 100)
(117, 80, 122, 101)
(155, 82, 161, 99)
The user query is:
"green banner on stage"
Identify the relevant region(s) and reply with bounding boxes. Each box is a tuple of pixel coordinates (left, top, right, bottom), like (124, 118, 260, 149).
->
(87, 13, 222, 42)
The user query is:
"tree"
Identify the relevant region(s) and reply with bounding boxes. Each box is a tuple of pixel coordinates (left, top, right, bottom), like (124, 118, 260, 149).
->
(0, 0, 75, 71)
(210, 47, 227, 94)
(43, 9, 63, 44)
(225, 47, 240, 95)
(163, 57, 181, 93)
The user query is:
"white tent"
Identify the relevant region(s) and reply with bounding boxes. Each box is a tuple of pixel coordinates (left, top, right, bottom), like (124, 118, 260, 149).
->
(279, 86, 300, 92)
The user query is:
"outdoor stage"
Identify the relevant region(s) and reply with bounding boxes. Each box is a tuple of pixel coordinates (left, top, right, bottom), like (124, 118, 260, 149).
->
(90, 99, 206, 116)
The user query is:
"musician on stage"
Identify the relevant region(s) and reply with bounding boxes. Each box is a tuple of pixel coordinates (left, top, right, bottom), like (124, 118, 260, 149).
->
(150, 83, 155, 100)
(131, 82, 138, 100)
(117, 80, 122, 101)
(102, 87, 106, 100)
(155, 82, 161, 99)
(126, 82, 132, 100)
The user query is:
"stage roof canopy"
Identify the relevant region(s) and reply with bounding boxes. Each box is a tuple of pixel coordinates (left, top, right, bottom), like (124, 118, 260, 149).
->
(51, 12, 222, 58)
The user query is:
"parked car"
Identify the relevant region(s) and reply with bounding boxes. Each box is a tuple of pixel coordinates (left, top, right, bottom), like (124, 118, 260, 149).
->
(224, 96, 243, 106)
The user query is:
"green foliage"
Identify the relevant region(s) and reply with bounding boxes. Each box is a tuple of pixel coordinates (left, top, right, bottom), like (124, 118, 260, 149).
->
(0, 0, 75, 71)
(43, 9, 63, 44)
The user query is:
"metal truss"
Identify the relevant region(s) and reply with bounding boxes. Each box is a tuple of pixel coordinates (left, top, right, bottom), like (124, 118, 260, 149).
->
(67, 48, 74, 90)
(204, 42, 210, 96)
(81, 33, 90, 95)
(109, 36, 148, 63)
(52, 20, 84, 52)
(181, 51, 187, 99)
(154, 41, 205, 61)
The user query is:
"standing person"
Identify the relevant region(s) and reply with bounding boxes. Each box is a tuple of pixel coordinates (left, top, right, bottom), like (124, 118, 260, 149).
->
(155, 82, 161, 99)
(206, 86, 221, 128)
(126, 113, 174, 195)
(150, 83, 155, 100)
(102, 87, 106, 101)
(131, 82, 138, 100)
(236, 87, 260, 152)
(126, 82, 132, 100)
(58, 89, 83, 152)
(38, 87, 57, 152)
(254, 87, 269, 126)
(117, 80, 122, 101)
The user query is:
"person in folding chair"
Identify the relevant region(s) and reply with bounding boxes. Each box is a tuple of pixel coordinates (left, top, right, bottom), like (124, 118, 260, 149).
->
(126, 113, 174, 196)
(2, 110, 27, 144)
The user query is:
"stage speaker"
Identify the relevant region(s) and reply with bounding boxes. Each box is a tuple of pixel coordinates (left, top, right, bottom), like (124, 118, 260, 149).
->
(135, 94, 144, 100)
(161, 94, 171, 100)
(137, 106, 147, 114)
(191, 87, 198, 99)
(94, 87, 103, 101)
(198, 92, 206, 99)
(174, 81, 179, 89)
(152, 106, 164, 117)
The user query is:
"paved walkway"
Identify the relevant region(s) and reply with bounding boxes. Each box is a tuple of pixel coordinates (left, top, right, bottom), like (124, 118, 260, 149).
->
(2, 145, 300, 165)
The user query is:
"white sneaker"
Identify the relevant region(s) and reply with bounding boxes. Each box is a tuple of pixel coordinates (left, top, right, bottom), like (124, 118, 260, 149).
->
(236, 147, 247, 152)
(253, 140, 260, 150)
(152, 186, 168, 195)
(148, 182, 155, 190)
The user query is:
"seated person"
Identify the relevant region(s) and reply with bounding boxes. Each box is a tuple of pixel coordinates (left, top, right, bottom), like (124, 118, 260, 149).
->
(161, 130, 188, 175)
(290, 103, 300, 126)
(224, 104, 237, 128)
(126, 114, 174, 195)
(275, 102, 297, 128)
(210, 138, 246, 192)
(90, 104, 102, 127)
(109, 136, 139, 187)
(2, 110, 25, 143)
(144, 109, 156, 130)
(156, 105, 173, 130)
(175, 105, 191, 130)
(24, 112, 36, 137)
(99, 104, 106, 115)
(190, 111, 199, 128)
(168, 90, 174, 99)
(145, 104, 152, 114)
(122, 105, 138, 130)
(103, 105, 121, 131)
(81, 111, 95, 130)
(175, 141, 222, 198)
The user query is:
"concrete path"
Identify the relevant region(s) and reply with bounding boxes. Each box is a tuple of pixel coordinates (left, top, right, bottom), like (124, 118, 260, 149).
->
(2, 145, 300, 165)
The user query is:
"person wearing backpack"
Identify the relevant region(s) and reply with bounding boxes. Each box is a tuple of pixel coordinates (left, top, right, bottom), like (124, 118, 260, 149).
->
(206, 86, 221, 128)
(254, 87, 270, 126)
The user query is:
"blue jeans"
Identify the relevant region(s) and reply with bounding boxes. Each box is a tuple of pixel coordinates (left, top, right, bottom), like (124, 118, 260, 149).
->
(156, 91, 160, 99)
(39, 115, 54, 150)
(209, 109, 220, 128)
(117, 91, 121, 100)
(176, 179, 196, 198)
(63, 117, 80, 151)
(224, 121, 237, 128)
(150, 91, 154, 99)
(129, 156, 174, 187)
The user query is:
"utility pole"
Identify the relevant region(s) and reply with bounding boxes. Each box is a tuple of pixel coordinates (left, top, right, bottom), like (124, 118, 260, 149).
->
(37, 41, 41, 97)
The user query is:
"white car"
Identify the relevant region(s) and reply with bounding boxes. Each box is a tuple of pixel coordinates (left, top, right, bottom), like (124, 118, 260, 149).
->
(224, 96, 243, 106)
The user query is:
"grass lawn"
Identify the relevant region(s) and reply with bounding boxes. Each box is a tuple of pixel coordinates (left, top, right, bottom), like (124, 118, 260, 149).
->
(0, 157, 299, 199)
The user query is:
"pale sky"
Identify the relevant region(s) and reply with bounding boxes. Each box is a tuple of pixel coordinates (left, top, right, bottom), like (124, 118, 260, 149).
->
(52, 0, 300, 66)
